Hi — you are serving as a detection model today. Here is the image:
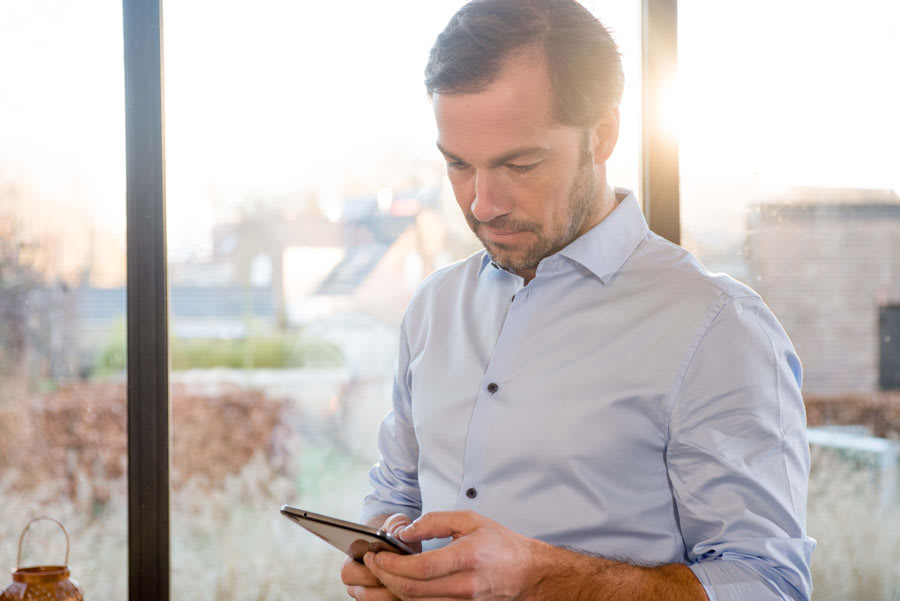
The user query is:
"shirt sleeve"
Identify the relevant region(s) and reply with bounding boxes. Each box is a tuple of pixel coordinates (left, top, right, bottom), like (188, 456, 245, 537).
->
(666, 295, 816, 601)
(360, 318, 423, 524)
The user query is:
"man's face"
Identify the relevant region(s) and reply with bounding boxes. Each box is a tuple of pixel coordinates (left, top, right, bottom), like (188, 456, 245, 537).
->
(433, 55, 603, 281)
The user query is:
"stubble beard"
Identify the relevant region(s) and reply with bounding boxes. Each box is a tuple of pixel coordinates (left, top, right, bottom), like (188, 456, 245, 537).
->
(466, 133, 599, 275)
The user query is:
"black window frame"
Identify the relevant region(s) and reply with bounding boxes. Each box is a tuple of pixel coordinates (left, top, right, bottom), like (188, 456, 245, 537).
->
(880, 304, 900, 391)
(121, 0, 679, 598)
(123, 0, 168, 599)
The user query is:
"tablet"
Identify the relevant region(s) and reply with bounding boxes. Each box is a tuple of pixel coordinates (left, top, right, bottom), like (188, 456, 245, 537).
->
(280, 505, 417, 561)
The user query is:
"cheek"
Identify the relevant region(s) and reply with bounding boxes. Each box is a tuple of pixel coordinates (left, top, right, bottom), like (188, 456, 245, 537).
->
(521, 177, 570, 225)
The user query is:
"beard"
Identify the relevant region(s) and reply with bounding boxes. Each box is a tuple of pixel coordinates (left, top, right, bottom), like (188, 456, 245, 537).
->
(465, 132, 599, 276)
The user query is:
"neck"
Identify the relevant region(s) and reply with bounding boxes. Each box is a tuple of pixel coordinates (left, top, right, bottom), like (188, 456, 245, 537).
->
(516, 186, 617, 285)
(578, 184, 618, 239)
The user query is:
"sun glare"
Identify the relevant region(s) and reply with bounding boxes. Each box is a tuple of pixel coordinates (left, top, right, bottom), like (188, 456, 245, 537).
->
(0, 0, 897, 258)
(658, 74, 682, 142)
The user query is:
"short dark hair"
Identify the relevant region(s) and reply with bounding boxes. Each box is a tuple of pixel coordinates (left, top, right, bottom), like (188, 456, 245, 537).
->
(424, 0, 624, 128)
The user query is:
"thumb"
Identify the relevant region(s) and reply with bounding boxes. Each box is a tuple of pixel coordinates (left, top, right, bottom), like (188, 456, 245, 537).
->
(399, 510, 480, 543)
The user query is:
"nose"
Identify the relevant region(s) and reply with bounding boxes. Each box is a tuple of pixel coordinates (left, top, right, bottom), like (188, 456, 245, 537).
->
(470, 170, 510, 222)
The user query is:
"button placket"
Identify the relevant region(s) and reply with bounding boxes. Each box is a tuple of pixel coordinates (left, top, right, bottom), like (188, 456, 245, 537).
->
(457, 275, 536, 511)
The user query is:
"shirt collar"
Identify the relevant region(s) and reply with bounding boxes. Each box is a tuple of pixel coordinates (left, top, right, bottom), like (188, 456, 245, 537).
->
(478, 253, 497, 276)
(476, 188, 648, 283)
(554, 188, 648, 284)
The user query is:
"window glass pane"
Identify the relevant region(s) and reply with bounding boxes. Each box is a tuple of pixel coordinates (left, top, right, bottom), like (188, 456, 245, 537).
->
(163, 2, 639, 598)
(0, 2, 127, 597)
(679, 2, 900, 597)
(583, 1, 642, 196)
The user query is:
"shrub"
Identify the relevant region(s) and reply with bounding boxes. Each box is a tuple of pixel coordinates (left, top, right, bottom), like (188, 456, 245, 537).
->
(0, 381, 299, 508)
(805, 392, 900, 439)
(93, 330, 344, 373)
(170, 335, 343, 370)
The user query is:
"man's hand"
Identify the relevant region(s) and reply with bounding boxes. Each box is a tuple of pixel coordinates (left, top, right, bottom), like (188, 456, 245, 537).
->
(342, 513, 419, 601)
(362, 510, 540, 601)
(362, 510, 709, 601)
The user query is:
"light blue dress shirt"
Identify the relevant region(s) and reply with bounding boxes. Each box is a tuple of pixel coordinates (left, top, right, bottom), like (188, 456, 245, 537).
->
(363, 189, 815, 601)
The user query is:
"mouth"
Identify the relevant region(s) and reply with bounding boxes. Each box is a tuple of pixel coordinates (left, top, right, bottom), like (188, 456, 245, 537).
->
(478, 225, 533, 245)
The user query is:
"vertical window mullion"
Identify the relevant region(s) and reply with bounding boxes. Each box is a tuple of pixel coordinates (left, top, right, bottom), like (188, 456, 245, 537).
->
(641, 0, 680, 244)
(123, 0, 169, 599)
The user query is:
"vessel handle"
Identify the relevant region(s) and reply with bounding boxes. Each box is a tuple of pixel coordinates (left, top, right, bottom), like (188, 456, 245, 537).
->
(16, 516, 70, 568)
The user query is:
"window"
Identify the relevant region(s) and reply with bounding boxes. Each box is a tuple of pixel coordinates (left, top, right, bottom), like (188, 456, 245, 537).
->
(881, 305, 900, 391)
(679, 1, 900, 597)
(0, 1, 127, 595)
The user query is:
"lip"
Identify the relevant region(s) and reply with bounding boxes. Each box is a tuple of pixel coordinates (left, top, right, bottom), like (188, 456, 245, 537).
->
(479, 226, 531, 242)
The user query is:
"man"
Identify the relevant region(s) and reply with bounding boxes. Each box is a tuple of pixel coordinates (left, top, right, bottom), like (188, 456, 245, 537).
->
(342, 0, 814, 599)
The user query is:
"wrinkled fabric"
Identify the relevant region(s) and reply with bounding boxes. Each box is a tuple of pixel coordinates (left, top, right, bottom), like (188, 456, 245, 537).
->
(363, 189, 814, 601)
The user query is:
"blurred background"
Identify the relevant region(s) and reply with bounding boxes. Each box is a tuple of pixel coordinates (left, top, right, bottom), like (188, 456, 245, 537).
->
(1, 0, 898, 599)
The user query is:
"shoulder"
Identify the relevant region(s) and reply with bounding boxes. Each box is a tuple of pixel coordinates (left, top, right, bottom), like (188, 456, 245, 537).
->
(611, 231, 780, 357)
(629, 231, 761, 311)
(633, 233, 801, 385)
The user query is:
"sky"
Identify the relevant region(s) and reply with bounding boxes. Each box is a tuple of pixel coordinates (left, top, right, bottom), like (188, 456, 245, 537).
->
(678, 0, 900, 189)
(1, 0, 898, 261)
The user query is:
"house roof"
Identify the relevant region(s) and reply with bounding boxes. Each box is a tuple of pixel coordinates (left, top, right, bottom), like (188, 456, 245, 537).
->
(315, 244, 390, 296)
(78, 286, 276, 320)
(752, 187, 900, 222)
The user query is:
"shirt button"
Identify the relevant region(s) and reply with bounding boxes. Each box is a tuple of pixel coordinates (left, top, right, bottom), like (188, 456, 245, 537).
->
(487, 382, 498, 394)
(466, 487, 477, 499)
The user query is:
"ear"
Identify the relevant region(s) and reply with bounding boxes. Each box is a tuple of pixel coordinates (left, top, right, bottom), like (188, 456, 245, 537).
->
(589, 106, 620, 166)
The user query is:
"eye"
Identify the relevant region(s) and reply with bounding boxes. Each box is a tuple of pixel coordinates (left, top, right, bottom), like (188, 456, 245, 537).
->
(446, 161, 470, 171)
(507, 162, 540, 174)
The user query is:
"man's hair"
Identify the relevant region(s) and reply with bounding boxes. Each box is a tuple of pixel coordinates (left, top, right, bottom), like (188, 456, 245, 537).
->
(424, 0, 624, 128)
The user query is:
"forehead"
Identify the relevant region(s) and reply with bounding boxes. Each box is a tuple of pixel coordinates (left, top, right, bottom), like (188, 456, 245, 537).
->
(433, 57, 568, 158)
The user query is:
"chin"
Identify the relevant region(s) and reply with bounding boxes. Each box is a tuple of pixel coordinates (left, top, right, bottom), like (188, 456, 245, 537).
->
(491, 253, 538, 274)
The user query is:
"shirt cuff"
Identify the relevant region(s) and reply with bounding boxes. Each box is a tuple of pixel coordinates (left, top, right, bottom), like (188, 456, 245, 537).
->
(359, 497, 422, 525)
(690, 560, 803, 601)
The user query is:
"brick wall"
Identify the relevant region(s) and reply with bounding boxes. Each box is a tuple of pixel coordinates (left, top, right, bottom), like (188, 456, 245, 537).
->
(746, 194, 900, 395)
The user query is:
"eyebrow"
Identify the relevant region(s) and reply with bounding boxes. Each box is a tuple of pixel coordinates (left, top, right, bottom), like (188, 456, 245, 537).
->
(436, 143, 549, 168)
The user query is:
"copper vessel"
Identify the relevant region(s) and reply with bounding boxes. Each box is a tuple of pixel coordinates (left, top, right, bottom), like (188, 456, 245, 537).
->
(1, 517, 83, 601)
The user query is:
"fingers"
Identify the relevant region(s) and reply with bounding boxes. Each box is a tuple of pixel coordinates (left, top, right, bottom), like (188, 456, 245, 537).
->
(342, 555, 382, 587)
(343, 556, 400, 601)
(366, 552, 489, 599)
(365, 541, 477, 582)
(382, 513, 414, 536)
(377, 513, 422, 554)
(345, 585, 401, 601)
(398, 510, 481, 544)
